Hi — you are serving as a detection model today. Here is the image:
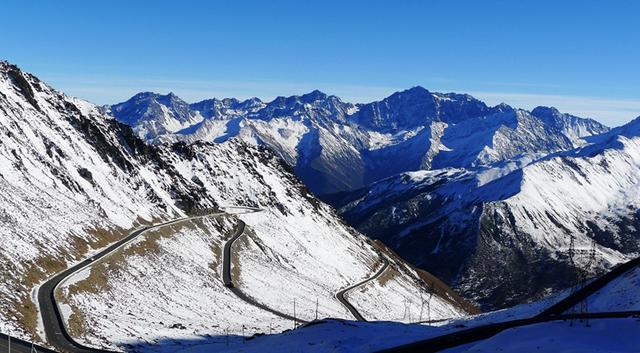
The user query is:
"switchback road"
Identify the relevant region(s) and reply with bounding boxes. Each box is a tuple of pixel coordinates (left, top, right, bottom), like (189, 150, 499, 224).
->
(38, 211, 225, 353)
(220, 208, 305, 324)
(35, 206, 311, 353)
(336, 258, 390, 321)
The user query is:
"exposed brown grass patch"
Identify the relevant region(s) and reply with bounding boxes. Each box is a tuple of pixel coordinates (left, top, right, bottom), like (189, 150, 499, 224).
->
(231, 230, 251, 284)
(10, 246, 71, 340)
(376, 264, 399, 287)
(10, 295, 40, 341)
(66, 221, 193, 298)
(67, 305, 88, 338)
(1, 216, 165, 341)
(60, 219, 199, 338)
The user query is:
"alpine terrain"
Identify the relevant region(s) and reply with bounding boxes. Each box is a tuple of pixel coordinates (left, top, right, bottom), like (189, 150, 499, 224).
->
(106, 87, 608, 196)
(0, 61, 471, 352)
(107, 85, 621, 310)
(337, 117, 640, 309)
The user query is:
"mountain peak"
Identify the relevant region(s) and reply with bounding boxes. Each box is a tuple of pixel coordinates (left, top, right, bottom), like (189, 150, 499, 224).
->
(156, 92, 187, 106)
(531, 106, 561, 117)
(0, 60, 16, 71)
(130, 91, 159, 100)
(492, 102, 515, 113)
(405, 86, 430, 94)
(300, 89, 329, 103)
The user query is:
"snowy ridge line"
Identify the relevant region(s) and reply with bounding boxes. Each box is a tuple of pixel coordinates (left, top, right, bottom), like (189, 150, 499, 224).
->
(376, 311, 640, 353)
(537, 255, 640, 317)
(37, 209, 231, 353)
(335, 258, 390, 321)
(221, 207, 307, 323)
(378, 257, 640, 353)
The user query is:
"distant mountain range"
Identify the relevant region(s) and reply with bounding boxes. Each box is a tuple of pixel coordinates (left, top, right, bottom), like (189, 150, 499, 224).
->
(104, 87, 608, 197)
(103, 87, 626, 309)
(0, 61, 468, 345)
(336, 117, 640, 307)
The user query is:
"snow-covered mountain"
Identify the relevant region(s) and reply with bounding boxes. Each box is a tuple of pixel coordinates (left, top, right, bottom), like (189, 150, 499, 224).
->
(0, 61, 470, 349)
(107, 87, 608, 196)
(336, 116, 640, 309)
(185, 262, 640, 353)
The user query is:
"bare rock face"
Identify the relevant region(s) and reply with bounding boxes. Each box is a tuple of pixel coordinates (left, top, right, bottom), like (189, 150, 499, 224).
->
(0, 61, 469, 346)
(107, 86, 608, 196)
(337, 121, 640, 309)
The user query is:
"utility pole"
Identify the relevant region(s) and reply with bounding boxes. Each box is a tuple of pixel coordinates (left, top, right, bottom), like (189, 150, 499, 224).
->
(403, 298, 409, 321)
(293, 299, 297, 329)
(315, 298, 319, 321)
(580, 236, 597, 326)
(419, 292, 424, 323)
(427, 292, 433, 322)
(568, 231, 576, 325)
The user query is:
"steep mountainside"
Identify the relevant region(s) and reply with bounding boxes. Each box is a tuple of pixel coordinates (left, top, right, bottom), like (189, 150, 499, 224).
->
(181, 262, 640, 353)
(108, 87, 608, 195)
(0, 61, 469, 349)
(337, 118, 640, 309)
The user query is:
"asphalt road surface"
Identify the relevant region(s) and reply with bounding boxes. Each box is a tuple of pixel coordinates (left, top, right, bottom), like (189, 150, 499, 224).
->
(220, 208, 306, 324)
(38, 211, 224, 353)
(336, 258, 390, 321)
(13, 205, 639, 353)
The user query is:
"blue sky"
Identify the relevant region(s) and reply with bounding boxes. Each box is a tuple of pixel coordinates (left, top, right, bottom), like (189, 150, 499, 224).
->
(1, 0, 639, 126)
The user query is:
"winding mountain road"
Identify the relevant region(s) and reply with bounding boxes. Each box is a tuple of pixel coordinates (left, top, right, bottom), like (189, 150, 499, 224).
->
(29, 204, 397, 352)
(220, 207, 304, 323)
(220, 207, 393, 325)
(378, 256, 640, 353)
(38, 211, 227, 353)
(336, 258, 390, 321)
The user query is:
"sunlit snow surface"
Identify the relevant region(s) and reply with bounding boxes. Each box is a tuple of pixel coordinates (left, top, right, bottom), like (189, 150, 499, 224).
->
(174, 318, 640, 353)
(441, 319, 640, 353)
(173, 283, 640, 353)
(165, 288, 570, 353)
(184, 260, 640, 353)
(135, 89, 608, 196)
(570, 266, 640, 313)
(0, 62, 467, 349)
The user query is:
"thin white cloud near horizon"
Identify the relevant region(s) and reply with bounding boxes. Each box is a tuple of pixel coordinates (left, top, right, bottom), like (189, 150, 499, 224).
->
(470, 91, 640, 128)
(41, 73, 640, 128)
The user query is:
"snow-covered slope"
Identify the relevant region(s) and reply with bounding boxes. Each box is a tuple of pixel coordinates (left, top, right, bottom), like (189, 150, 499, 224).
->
(179, 262, 640, 353)
(569, 264, 640, 313)
(443, 269, 640, 353)
(104, 92, 207, 140)
(337, 118, 640, 309)
(0, 61, 469, 350)
(0, 62, 214, 339)
(107, 87, 608, 195)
